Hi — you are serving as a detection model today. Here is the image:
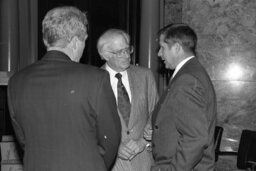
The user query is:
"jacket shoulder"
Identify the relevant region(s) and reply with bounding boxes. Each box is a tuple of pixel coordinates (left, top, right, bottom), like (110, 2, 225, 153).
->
(129, 65, 153, 74)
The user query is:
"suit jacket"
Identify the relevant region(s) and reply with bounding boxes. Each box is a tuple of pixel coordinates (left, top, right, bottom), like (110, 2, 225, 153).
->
(102, 64, 158, 171)
(7, 51, 121, 171)
(151, 58, 217, 171)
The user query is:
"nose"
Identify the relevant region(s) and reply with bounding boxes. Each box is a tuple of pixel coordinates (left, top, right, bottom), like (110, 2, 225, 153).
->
(157, 49, 162, 58)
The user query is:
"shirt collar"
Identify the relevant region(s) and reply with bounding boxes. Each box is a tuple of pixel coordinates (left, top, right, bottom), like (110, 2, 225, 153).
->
(105, 64, 128, 78)
(172, 56, 194, 79)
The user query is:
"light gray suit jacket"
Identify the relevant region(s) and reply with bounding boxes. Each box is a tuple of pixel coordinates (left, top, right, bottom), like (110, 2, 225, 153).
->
(102, 64, 159, 171)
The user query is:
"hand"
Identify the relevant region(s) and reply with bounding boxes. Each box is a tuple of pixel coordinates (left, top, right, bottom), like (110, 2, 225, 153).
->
(118, 139, 146, 160)
(117, 141, 136, 160)
(125, 139, 146, 160)
(144, 124, 153, 141)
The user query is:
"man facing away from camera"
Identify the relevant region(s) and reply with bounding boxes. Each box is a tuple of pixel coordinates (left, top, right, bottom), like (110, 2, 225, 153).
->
(97, 28, 159, 171)
(7, 6, 121, 171)
(151, 23, 217, 171)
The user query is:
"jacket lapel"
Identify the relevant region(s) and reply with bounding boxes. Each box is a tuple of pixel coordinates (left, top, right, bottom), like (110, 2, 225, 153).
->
(126, 67, 137, 129)
(152, 58, 197, 125)
(171, 57, 197, 82)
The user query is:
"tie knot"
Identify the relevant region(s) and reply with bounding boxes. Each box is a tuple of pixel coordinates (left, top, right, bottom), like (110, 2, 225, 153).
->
(115, 73, 122, 80)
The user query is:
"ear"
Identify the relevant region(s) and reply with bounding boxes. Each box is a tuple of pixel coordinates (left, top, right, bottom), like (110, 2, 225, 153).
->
(43, 39, 49, 47)
(84, 34, 88, 41)
(70, 36, 79, 50)
(100, 51, 112, 61)
(174, 42, 183, 54)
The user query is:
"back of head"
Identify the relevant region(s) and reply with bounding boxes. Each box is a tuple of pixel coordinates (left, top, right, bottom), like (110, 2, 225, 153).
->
(97, 29, 130, 60)
(42, 6, 88, 49)
(159, 23, 197, 55)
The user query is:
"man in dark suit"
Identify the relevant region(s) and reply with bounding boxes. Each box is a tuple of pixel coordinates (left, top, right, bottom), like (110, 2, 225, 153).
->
(151, 23, 217, 171)
(7, 6, 121, 171)
(97, 29, 159, 171)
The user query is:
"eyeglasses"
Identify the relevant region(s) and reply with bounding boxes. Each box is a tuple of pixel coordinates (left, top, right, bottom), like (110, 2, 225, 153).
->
(107, 46, 134, 57)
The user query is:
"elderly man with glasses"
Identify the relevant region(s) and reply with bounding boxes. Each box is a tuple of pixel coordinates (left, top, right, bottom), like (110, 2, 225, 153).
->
(97, 28, 159, 171)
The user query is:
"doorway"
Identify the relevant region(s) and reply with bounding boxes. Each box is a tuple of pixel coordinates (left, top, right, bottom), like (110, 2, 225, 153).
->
(38, 0, 140, 66)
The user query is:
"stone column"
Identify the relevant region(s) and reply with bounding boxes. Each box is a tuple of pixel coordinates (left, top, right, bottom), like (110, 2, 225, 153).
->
(0, 0, 19, 72)
(18, 0, 38, 70)
(139, 0, 160, 83)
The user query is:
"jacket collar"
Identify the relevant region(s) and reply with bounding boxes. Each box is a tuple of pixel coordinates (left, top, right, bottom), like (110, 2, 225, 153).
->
(42, 50, 72, 62)
(169, 57, 199, 86)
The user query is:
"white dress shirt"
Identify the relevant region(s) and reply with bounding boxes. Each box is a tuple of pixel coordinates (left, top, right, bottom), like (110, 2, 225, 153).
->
(105, 64, 132, 103)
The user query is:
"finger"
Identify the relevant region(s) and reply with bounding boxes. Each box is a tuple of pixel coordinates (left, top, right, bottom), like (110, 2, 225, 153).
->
(144, 128, 152, 135)
(119, 148, 132, 159)
(123, 144, 136, 156)
(119, 143, 133, 158)
(126, 140, 138, 152)
(118, 152, 129, 160)
(133, 146, 140, 154)
(144, 131, 152, 137)
(145, 124, 152, 131)
(126, 140, 141, 154)
(145, 129, 152, 135)
(129, 154, 136, 160)
(144, 134, 152, 141)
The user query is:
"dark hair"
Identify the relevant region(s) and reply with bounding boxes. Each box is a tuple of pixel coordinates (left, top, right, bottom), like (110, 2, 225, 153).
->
(158, 23, 197, 54)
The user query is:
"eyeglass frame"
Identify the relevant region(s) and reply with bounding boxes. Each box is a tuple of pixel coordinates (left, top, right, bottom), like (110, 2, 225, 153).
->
(106, 46, 134, 57)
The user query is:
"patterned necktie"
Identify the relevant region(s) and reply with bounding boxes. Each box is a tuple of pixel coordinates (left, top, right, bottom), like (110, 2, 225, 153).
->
(115, 73, 131, 126)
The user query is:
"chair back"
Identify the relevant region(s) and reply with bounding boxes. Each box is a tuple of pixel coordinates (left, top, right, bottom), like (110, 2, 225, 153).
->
(237, 129, 256, 170)
(214, 126, 223, 162)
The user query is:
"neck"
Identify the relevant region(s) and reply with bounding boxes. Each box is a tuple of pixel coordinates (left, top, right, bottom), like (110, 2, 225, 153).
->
(106, 63, 128, 73)
(183, 52, 195, 58)
(47, 47, 74, 61)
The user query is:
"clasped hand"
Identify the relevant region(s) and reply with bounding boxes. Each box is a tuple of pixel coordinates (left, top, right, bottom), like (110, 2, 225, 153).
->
(118, 139, 145, 160)
(143, 124, 152, 141)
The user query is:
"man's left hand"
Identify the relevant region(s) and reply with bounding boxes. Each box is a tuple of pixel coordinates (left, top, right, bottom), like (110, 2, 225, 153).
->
(126, 139, 146, 160)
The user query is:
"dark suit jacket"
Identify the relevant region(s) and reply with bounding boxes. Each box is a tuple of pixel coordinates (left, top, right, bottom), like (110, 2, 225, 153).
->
(151, 58, 217, 171)
(7, 51, 121, 171)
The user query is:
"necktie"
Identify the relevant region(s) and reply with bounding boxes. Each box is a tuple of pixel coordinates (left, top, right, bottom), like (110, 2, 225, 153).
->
(115, 73, 131, 126)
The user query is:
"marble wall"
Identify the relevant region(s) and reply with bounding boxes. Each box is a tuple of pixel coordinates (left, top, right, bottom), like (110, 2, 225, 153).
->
(164, 0, 256, 170)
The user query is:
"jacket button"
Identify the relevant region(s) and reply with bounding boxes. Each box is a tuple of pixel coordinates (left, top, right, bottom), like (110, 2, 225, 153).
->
(154, 125, 159, 129)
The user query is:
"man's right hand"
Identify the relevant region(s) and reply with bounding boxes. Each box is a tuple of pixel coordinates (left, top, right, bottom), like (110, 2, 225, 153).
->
(118, 141, 136, 160)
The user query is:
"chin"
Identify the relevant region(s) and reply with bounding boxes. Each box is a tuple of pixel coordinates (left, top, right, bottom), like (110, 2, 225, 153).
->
(123, 63, 130, 68)
(165, 64, 173, 70)
(74, 58, 80, 62)
(164, 63, 169, 69)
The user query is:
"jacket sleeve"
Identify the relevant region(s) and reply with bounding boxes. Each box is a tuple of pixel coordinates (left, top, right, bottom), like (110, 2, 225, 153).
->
(94, 72, 121, 169)
(146, 70, 159, 125)
(7, 78, 26, 149)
